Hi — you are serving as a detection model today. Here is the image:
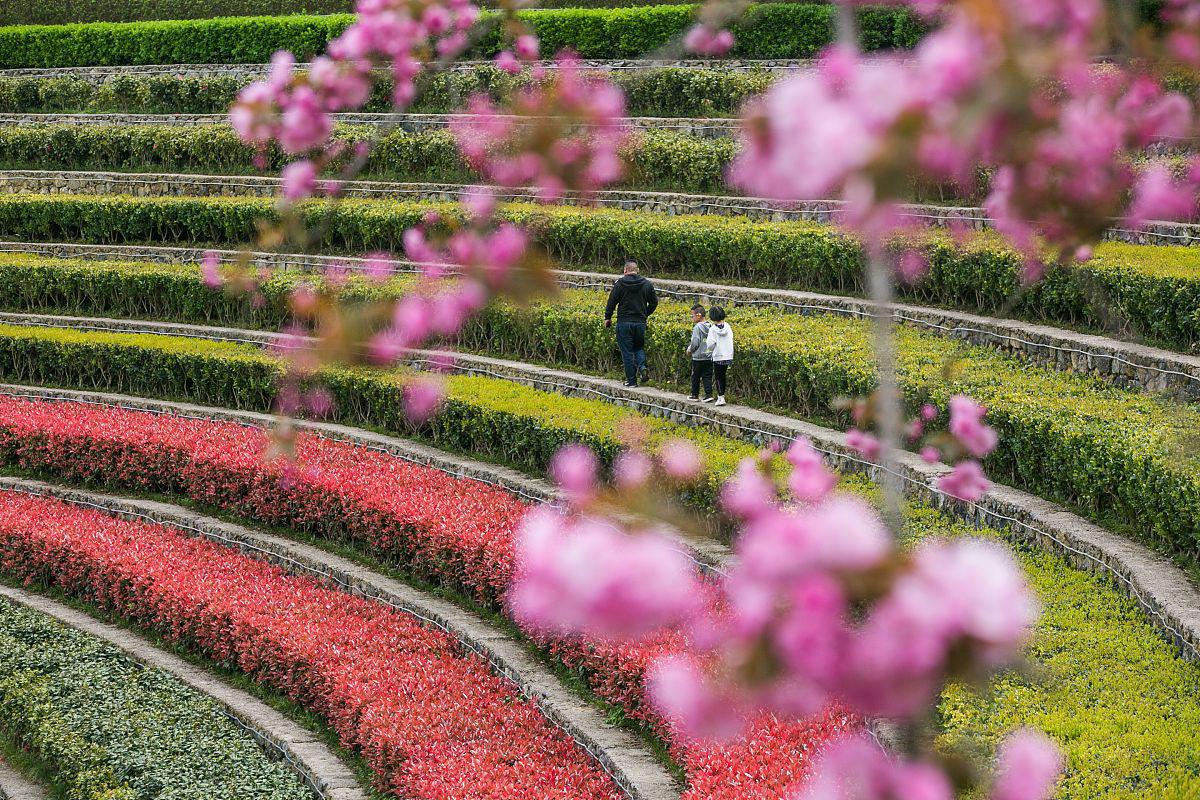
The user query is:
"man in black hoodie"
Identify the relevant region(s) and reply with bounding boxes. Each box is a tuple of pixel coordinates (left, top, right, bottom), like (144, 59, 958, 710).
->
(604, 261, 658, 387)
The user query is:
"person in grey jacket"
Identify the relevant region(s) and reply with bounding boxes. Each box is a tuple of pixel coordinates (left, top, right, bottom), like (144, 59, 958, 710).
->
(685, 304, 714, 402)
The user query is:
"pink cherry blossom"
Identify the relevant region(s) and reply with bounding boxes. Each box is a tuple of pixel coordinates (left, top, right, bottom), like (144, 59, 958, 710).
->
(683, 25, 735, 57)
(402, 374, 445, 423)
(786, 438, 838, 503)
(510, 509, 702, 640)
(646, 656, 746, 741)
(659, 439, 704, 480)
(845, 428, 882, 460)
(200, 251, 223, 288)
(991, 729, 1064, 800)
(937, 459, 991, 501)
(947, 395, 998, 457)
(613, 450, 653, 490)
(281, 159, 319, 201)
(549, 444, 599, 503)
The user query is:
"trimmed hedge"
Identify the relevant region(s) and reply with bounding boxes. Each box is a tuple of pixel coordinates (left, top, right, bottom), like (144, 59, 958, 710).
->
(0, 321, 758, 510)
(0, 123, 737, 193)
(0, 66, 773, 118)
(0, 194, 1197, 350)
(0, 0, 700, 26)
(4, 253, 1200, 561)
(0, 5, 925, 68)
(0, 599, 314, 800)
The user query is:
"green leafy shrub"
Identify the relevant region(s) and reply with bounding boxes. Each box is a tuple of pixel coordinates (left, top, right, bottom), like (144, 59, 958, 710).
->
(0, 5, 923, 68)
(0, 67, 774, 117)
(0, 0, 702, 26)
(0, 193, 1197, 349)
(0, 123, 735, 193)
(5, 254, 1200, 561)
(0, 599, 313, 800)
(0, 320, 757, 508)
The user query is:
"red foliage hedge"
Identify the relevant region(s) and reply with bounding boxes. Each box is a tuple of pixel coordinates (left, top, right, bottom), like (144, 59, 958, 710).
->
(0, 396, 858, 800)
(0, 489, 621, 800)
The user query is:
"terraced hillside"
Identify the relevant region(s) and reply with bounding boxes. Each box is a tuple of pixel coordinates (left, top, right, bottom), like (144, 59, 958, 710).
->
(0, 2, 1198, 800)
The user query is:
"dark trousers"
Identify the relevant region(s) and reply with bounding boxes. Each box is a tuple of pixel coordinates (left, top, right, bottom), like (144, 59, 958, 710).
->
(690, 360, 713, 398)
(615, 322, 647, 385)
(714, 360, 731, 396)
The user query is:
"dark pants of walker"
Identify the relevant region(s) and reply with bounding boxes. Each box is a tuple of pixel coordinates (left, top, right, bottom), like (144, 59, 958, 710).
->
(615, 322, 647, 385)
(714, 360, 731, 396)
(690, 360, 713, 398)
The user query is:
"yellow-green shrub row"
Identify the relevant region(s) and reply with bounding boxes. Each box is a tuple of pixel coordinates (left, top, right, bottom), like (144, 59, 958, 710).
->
(2, 318, 1200, 799)
(0, 194, 1196, 351)
(0, 320, 757, 510)
(2, 253, 1199, 562)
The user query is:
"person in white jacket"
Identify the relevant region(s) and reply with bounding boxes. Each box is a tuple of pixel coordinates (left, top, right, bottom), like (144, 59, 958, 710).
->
(705, 306, 734, 406)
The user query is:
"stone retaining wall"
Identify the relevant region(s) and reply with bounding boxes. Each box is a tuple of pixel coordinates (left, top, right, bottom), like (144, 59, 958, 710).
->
(0, 59, 807, 82)
(2, 239, 1198, 402)
(0, 476, 678, 800)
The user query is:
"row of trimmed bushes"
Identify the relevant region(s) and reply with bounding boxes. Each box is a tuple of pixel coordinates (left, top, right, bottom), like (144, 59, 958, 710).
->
(5, 391, 1200, 800)
(0, 123, 738, 192)
(0, 5, 927, 68)
(0, 598, 313, 800)
(0, 0, 700, 26)
(0, 321, 754, 511)
(0, 65, 773, 117)
(4, 253, 1200, 559)
(0, 194, 1196, 350)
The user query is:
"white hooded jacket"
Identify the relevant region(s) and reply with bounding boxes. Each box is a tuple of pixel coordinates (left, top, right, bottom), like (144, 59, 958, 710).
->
(706, 322, 734, 362)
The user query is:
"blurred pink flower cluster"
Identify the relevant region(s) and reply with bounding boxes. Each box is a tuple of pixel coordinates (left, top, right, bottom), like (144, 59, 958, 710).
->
(230, 0, 481, 200)
(511, 430, 1057, 800)
(733, 0, 1199, 269)
(451, 53, 630, 201)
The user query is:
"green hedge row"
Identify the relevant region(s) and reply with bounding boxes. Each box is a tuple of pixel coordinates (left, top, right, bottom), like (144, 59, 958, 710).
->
(0, 321, 757, 510)
(4, 252, 1200, 560)
(0, 0, 701, 26)
(0, 194, 1196, 351)
(0, 123, 737, 193)
(8, 314, 1200, 799)
(0, 5, 926, 68)
(0, 65, 773, 118)
(0, 598, 313, 800)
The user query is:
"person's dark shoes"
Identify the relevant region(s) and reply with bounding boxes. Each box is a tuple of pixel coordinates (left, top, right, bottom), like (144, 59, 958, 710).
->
(688, 395, 701, 401)
(638, 365, 649, 383)
(702, 396, 715, 403)
(623, 381, 637, 388)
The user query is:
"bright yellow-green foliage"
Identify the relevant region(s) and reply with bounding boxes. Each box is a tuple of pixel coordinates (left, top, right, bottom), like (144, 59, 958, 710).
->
(912, 508, 1200, 798)
(0, 320, 1199, 798)
(467, 284, 1200, 557)
(5, 193, 1200, 349)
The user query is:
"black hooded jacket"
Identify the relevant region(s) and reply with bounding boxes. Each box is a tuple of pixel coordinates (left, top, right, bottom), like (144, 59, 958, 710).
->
(604, 274, 659, 323)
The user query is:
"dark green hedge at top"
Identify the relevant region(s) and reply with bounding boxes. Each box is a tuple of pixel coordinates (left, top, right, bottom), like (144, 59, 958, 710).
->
(0, 0, 703, 27)
(0, 67, 774, 117)
(0, 123, 738, 194)
(0, 193, 1198, 351)
(0, 599, 314, 800)
(0, 4, 926, 68)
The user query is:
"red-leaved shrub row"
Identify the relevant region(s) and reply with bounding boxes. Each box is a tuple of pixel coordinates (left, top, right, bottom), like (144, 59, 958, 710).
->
(0, 490, 621, 800)
(0, 396, 859, 800)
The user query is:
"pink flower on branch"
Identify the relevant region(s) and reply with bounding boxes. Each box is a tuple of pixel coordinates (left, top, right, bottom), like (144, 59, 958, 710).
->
(510, 508, 703, 640)
(450, 54, 632, 202)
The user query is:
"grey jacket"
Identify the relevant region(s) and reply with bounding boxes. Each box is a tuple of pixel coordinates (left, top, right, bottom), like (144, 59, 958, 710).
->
(687, 321, 712, 360)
